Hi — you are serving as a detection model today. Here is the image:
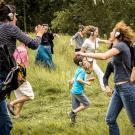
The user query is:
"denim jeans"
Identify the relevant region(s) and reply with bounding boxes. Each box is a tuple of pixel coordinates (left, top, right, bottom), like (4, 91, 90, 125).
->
(0, 79, 12, 135)
(106, 82, 135, 135)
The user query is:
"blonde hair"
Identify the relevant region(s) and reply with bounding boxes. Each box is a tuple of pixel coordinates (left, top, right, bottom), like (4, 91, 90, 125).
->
(82, 25, 97, 38)
(114, 21, 135, 45)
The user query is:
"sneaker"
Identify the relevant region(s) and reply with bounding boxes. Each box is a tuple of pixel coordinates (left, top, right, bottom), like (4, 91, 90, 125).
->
(7, 103, 15, 116)
(68, 111, 76, 123)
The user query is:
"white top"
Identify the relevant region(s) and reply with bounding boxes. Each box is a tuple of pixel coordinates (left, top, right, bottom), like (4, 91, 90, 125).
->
(82, 38, 100, 53)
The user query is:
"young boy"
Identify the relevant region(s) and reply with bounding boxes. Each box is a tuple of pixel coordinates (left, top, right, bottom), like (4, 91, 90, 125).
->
(69, 55, 94, 123)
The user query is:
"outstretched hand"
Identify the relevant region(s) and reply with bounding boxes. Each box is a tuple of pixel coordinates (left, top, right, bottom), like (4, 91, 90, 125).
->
(35, 25, 46, 37)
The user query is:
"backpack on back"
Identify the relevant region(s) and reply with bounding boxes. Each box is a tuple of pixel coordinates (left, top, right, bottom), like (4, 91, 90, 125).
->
(0, 45, 25, 101)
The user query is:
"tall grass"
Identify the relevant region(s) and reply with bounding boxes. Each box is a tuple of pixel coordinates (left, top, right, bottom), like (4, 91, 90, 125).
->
(11, 35, 135, 135)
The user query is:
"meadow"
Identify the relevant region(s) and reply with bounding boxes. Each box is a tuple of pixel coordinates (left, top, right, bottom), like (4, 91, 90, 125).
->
(11, 35, 135, 135)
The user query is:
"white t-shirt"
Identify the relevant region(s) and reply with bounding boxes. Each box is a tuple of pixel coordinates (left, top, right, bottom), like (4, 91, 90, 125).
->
(82, 38, 100, 53)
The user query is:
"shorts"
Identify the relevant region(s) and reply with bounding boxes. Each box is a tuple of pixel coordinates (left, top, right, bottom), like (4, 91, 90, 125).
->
(71, 94, 90, 110)
(15, 81, 34, 100)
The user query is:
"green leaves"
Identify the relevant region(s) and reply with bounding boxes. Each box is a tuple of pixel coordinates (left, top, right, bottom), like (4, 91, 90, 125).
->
(4, 0, 135, 34)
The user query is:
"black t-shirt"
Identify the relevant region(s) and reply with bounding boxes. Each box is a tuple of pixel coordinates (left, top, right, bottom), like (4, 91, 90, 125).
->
(41, 32, 54, 46)
(112, 42, 131, 83)
(41, 32, 54, 54)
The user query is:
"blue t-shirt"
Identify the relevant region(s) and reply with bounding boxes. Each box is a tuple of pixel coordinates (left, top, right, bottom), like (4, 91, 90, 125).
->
(71, 66, 86, 94)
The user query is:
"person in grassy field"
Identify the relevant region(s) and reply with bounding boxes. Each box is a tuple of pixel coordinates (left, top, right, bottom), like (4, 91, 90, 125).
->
(81, 25, 110, 91)
(35, 24, 55, 69)
(0, 1, 45, 134)
(103, 61, 114, 97)
(70, 25, 85, 52)
(69, 55, 94, 124)
(8, 36, 34, 119)
(103, 44, 114, 97)
(76, 21, 135, 135)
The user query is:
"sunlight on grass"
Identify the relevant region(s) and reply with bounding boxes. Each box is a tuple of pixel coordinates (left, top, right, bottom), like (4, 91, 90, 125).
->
(11, 35, 134, 135)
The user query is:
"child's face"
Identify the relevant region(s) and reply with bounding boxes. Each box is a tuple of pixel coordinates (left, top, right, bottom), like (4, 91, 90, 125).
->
(82, 57, 91, 68)
(82, 57, 93, 73)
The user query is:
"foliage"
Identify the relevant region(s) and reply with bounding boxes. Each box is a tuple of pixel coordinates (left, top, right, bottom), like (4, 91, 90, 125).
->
(4, 0, 135, 35)
(51, 0, 135, 35)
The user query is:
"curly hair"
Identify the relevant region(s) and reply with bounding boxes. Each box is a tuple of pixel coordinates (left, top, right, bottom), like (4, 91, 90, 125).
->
(82, 25, 97, 38)
(114, 21, 135, 45)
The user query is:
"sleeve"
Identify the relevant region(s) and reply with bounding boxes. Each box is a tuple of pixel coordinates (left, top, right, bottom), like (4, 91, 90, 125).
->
(82, 39, 88, 50)
(112, 42, 124, 53)
(103, 61, 114, 87)
(9, 25, 41, 49)
(77, 71, 85, 81)
(72, 33, 79, 40)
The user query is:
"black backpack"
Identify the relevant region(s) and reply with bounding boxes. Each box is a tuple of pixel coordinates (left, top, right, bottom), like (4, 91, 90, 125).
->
(0, 45, 20, 101)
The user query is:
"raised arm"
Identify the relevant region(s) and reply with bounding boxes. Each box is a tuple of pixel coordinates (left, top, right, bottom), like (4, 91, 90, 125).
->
(98, 38, 111, 44)
(76, 47, 120, 60)
(77, 77, 91, 86)
(10, 25, 45, 50)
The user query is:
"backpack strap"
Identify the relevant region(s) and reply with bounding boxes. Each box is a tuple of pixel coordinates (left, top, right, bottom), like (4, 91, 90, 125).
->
(0, 45, 16, 72)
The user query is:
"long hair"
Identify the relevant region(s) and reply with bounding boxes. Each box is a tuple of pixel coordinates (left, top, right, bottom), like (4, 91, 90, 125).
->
(114, 21, 135, 45)
(82, 25, 97, 38)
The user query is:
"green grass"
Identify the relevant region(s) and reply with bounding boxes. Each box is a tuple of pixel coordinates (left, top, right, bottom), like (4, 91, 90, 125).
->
(11, 35, 135, 135)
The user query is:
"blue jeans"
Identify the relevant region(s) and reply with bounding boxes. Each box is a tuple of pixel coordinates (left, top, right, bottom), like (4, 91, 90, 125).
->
(106, 82, 135, 135)
(0, 79, 12, 135)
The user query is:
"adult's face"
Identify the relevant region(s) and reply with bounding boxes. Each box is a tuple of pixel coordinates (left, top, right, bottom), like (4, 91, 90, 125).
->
(93, 28, 99, 37)
(44, 26, 48, 33)
(109, 29, 116, 42)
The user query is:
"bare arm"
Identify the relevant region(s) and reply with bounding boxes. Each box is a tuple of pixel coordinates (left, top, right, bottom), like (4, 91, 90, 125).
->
(77, 78, 91, 86)
(98, 39, 111, 44)
(76, 48, 120, 60)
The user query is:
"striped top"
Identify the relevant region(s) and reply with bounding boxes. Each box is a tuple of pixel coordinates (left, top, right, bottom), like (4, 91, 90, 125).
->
(0, 22, 41, 55)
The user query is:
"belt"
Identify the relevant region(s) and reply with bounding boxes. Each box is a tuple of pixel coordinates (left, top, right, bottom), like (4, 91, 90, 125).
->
(115, 81, 128, 85)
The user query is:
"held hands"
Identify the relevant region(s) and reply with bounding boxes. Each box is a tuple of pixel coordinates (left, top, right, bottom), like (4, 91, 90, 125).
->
(35, 25, 46, 37)
(104, 86, 113, 97)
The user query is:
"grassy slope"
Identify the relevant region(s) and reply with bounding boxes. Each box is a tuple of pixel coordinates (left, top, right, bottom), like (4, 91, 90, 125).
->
(11, 35, 135, 135)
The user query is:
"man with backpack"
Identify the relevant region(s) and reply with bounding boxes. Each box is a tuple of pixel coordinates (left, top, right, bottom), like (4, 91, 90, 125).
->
(0, 2, 46, 134)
